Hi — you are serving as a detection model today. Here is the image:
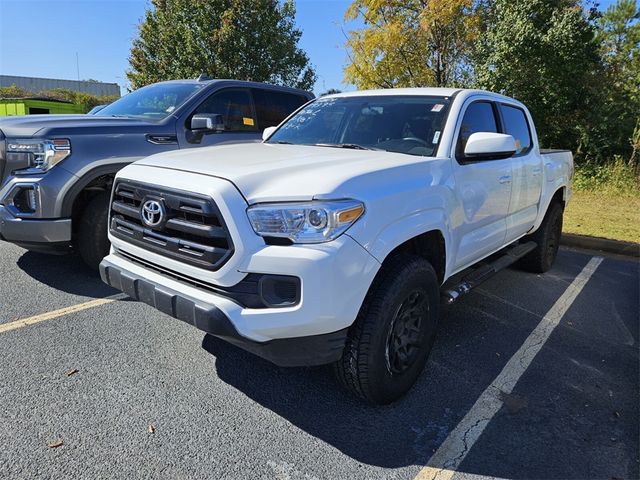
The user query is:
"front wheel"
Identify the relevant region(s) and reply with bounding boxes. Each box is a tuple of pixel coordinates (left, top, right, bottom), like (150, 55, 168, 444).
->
(334, 254, 440, 404)
(518, 201, 564, 273)
(76, 192, 111, 271)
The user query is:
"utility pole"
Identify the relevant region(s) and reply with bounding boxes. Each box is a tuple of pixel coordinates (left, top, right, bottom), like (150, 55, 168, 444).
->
(76, 52, 80, 84)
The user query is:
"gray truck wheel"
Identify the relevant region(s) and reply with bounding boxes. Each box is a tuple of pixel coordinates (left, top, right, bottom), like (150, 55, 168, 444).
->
(77, 192, 110, 271)
(334, 254, 439, 404)
(518, 201, 564, 273)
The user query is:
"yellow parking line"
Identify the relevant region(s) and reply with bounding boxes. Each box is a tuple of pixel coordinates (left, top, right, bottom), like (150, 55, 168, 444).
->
(0, 293, 128, 334)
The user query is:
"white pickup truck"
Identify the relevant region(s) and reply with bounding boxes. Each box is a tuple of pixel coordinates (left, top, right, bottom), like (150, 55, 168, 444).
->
(99, 88, 573, 404)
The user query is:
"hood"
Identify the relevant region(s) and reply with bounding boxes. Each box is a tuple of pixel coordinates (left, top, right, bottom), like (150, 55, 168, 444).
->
(0, 114, 159, 138)
(135, 142, 436, 203)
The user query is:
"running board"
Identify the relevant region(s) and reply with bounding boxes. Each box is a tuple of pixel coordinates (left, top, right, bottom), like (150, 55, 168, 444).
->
(441, 241, 537, 305)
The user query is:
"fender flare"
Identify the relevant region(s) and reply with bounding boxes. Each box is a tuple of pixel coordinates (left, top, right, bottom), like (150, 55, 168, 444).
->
(60, 162, 130, 217)
(366, 208, 452, 277)
(532, 183, 567, 231)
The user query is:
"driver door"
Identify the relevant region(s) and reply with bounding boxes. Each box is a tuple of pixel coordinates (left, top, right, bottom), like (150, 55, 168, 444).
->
(180, 88, 260, 147)
(451, 100, 513, 271)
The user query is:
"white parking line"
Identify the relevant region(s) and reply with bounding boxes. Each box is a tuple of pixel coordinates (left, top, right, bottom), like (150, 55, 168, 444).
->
(415, 256, 603, 480)
(0, 293, 128, 334)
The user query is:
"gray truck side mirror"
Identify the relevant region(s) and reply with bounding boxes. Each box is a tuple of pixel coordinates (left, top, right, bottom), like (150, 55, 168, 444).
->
(190, 114, 225, 132)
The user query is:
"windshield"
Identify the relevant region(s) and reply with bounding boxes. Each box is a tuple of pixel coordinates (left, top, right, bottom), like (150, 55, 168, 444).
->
(95, 83, 204, 121)
(267, 95, 451, 157)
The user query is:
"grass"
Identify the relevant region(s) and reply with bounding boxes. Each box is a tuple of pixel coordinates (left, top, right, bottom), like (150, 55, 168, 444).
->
(563, 159, 640, 243)
(564, 191, 640, 243)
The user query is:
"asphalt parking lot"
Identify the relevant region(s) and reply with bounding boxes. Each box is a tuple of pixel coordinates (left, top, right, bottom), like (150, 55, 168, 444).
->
(0, 242, 637, 480)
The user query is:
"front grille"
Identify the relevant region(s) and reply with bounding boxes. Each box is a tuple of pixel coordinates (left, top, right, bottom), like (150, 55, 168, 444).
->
(109, 180, 234, 270)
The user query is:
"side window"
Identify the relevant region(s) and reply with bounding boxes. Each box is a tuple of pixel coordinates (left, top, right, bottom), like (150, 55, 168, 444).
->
(501, 104, 532, 154)
(456, 101, 498, 159)
(253, 89, 308, 130)
(194, 88, 257, 132)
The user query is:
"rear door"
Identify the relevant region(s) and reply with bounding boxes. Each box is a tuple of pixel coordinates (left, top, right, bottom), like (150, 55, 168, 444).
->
(252, 88, 309, 131)
(451, 100, 513, 271)
(499, 103, 542, 241)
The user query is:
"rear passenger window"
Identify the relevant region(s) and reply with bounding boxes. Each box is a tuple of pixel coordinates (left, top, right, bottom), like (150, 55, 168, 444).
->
(456, 102, 498, 158)
(194, 88, 257, 132)
(253, 89, 308, 130)
(501, 104, 532, 154)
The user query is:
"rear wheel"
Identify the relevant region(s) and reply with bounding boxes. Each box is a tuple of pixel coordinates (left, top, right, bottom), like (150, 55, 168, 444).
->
(76, 192, 110, 270)
(334, 254, 440, 404)
(518, 201, 564, 273)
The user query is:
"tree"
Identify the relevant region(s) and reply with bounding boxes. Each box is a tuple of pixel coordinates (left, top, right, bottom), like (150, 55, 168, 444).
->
(472, 0, 602, 159)
(343, 0, 480, 89)
(127, 0, 316, 91)
(319, 88, 342, 96)
(596, 0, 640, 164)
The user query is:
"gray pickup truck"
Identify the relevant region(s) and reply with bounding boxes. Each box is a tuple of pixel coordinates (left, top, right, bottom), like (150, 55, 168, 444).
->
(0, 78, 313, 268)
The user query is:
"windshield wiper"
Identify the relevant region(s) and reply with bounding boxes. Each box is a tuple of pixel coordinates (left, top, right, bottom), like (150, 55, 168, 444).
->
(271, 140, 293, 145)
(313, 143, 375, 151)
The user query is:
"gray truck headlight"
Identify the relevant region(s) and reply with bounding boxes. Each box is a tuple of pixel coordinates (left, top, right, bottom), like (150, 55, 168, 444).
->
(247, 200, 365, 243)
(7, 138, 71, 171)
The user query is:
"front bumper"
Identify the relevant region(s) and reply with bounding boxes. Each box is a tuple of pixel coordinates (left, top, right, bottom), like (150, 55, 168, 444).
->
(100, 255, 349, 367)
(0, 204, 72, 252)
(100, 230, 380, 366)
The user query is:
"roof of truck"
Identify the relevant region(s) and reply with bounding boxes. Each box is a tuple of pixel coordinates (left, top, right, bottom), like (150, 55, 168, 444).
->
(323, 87, 526, 107)
(153, 78, 313, 97)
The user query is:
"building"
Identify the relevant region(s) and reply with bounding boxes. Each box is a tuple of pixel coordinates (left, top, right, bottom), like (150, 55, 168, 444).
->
(0, 98, 85, 116)
(0, 75, 120, 97)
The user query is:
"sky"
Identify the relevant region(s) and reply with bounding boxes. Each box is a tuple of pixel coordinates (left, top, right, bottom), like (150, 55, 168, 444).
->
(0, 0, 621, 96)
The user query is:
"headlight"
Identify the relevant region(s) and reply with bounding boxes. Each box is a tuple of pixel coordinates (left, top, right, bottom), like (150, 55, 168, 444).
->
(6, 138, 71, 171)
(247, 200, 365, 243)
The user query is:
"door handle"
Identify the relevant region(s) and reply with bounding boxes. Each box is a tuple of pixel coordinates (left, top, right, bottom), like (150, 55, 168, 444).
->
(499, 175, 512, 184)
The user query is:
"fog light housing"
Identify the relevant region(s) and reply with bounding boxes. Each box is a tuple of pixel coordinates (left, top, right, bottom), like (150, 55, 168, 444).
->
(9, 184, 39, 214)
(259, 275, 301, 307)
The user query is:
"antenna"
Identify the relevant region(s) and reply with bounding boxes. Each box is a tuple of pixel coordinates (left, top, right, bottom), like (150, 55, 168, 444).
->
(76, 52, 80, 83)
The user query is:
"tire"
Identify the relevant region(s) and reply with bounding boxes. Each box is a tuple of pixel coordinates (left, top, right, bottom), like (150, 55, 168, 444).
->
(518, 201, 564, 273)
(334, 254, 440, 404)
(76, 192, 110, 270)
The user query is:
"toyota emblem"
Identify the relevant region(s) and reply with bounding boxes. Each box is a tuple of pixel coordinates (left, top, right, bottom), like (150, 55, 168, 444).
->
(140, 199, 165, 227)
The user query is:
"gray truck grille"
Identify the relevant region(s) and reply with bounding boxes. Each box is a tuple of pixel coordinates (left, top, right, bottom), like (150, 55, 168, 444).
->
(109, 180, 234, 271)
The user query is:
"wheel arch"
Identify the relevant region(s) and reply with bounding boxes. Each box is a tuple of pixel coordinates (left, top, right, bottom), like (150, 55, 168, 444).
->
(380, 229, 447, 285)
(532, 186, 566, 232)
(60, 163, 129, 219)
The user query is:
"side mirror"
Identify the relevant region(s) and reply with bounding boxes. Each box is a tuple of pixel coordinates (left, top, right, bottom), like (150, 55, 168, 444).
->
(190, 113, 225, 132)
(262, 126, 277, 141)
(464, 132, 516, 160)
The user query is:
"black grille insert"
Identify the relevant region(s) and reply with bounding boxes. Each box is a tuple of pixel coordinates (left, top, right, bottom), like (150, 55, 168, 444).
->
(109, 180, 234, 270)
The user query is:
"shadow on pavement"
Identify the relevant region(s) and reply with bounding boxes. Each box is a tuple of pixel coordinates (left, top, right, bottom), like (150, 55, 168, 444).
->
(16, 250, 117, 298)
(203, 333, 445, 469)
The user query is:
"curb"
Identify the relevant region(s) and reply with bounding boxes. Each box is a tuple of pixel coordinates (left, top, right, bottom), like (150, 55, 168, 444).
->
(561, 233, 640, 258)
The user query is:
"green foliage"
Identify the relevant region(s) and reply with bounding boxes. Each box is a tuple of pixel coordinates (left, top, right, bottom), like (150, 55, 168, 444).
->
(127, 0, 316, 91)
(472, 0, 602, 161)
(592, 0, 640, 164)
(0, 85, 30, 98)
(344, 0, 480, 88)
(573, 156, 640, 195)
(0, 84, 118, 113)
(39, 89, 118, 112)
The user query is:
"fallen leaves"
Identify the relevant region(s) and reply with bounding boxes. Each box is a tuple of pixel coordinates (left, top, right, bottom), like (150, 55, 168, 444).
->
(147, 423, 155, 434)
(65, 369, 79, 377)
(47, 440, 63, 449)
